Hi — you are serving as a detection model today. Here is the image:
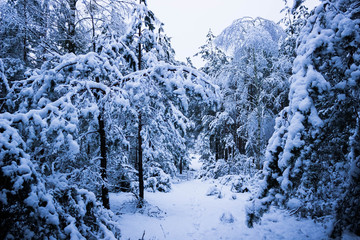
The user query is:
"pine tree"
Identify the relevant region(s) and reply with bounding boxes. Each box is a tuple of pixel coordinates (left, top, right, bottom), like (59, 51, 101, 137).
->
(0, 0, 48, 81)
(279, 1, 310, 62)
(249, 1, 360, 237)
(195, 28, 229, 77)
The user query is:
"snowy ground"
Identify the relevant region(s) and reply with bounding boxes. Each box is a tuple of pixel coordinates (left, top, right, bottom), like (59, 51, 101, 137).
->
(109, 155, 348, 240)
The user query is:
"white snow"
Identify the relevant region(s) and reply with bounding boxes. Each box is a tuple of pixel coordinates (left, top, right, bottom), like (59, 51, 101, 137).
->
(110, 177, 330, 240)
(189, 153, 202, 171)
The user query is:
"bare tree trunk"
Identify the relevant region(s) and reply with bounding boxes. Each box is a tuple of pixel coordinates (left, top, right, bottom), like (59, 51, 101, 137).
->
(137, 2, 144, 205)
(98, 112, 110, 209)
(95, 76, 110, 209)
(138, 112, 144, 202)
(67, 0, 77, 53)
(138, 25, 142, 71)
(135, 145, 138, 170)
(23, 0, 28, 64)
(256, 107, 262, 170)
(179, 158, 183, 174)
(89, 0, 96, 52)
(215, 137, 219, 161)
(224, 147, 228, 161)
(252, 49, 262, 170)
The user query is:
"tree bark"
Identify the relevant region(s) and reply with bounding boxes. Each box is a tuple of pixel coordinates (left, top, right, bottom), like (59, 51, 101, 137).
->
(137, 2, 144, 205)
(89, 0, 96, 52)
(98, 113, 110, 209)
(95, 76, 110, 209)
(179, 158, 183, 174)
(215, 136, 219, 161)
(138, 112, 144, 202)
(138, 25, 142, 71)
(67, 0, 77, 53)
(256, 107, 262, 170)
(23, 0, 28, 64)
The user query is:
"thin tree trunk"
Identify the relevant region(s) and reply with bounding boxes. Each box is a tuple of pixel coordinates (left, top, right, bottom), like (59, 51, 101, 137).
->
(138, 26, 142, 71)
(98, 113, 110, 209)
(23, 0, 28, 64)
(95, 76, 110, 209)
(137, 2, 144, 205)
(256, 107, 262, 170)
(138, 112, 144, 202)
(215, 137, 219, 161)
(252, 49, 262, 170)
(90, 0, 96, 52)
(135, 145, 138, 170)
(67, 0, 77, 53)
(179, 158, 183, 174)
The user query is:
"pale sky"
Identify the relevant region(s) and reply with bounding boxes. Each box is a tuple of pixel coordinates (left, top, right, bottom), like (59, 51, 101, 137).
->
(148, 0, 320, 67)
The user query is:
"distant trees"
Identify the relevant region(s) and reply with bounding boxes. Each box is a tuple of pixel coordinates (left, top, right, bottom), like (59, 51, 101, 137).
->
(196, 17, 290, 177)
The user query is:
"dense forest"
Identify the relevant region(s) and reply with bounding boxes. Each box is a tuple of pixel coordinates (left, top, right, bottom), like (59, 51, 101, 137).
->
(0, 0, 359, 239)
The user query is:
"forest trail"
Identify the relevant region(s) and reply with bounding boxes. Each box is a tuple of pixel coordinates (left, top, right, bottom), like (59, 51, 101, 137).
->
(110, 158, 331, 240)
(110, 178, 250, 240)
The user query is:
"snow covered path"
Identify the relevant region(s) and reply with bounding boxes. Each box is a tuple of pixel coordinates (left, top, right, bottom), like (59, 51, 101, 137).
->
(110, 177, 331, 240)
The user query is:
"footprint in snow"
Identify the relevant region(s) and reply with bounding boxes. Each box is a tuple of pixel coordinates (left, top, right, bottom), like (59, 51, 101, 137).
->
(220, 211, 235, 223)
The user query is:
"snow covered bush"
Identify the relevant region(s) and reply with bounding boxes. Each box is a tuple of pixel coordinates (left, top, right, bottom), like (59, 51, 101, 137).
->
(108, 160, 138, 193)
(249, 0, 360, 237)
(144, 162, 171, 193)
(196, 155, 216, 179)
(0, 57, 25, 82)
(212, 159, 245, 179)
(224, 175, 250, 193)
(206, 185, 221, 196)
(196, 154, 243, 179)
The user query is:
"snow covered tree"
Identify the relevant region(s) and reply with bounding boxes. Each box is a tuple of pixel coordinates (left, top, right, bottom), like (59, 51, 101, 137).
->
(97, 0, 220, 205)
(4, 49, 132, 210)
(0, 117, 121, 239)
(57, 0, 79, 53)
(195, 28, 229, 77)
(0, 44, 128, 234)
(0, 59, 10, 113)
(279, 1, 310, 62)
(0, 0, 133, 80)
(0, 0, 49, 82)
(249, 1, 360, 237)
(117, 62, 218, 202)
